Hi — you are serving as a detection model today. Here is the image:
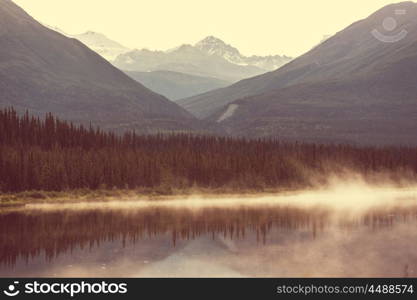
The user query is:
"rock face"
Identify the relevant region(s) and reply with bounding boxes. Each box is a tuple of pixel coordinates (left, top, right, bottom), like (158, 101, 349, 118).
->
(179, 2, 417, 145)
(0, 0, 198, 133)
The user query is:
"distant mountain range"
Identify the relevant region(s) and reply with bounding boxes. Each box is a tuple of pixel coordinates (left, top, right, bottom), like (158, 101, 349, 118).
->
(125, 70, 231, 101)
(47, 27, 292, 82)
(113, 37, 292, 82)
(179, 2, 417, 145)
(53, 30, 292, 79)
(45, 27, 291, 95)
(0, 0, 198, 133)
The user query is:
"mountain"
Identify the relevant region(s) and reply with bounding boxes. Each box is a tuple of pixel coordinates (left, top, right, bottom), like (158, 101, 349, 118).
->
(195, 36, 291, 71)
(43, 26, 130, 61)
(180, 2, 417, 145)
(72, 31, 130, 61)
(125, 70, 231, 101)
(0, 0, 198, 133)
(114, 45, 265, 82)
(113, 37, 291, 82)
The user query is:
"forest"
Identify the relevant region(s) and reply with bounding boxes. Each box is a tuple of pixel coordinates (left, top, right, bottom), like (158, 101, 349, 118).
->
(0, 108, 416, 192)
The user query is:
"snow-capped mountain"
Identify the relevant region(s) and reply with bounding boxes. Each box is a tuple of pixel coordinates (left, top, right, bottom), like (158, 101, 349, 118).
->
(114, 36, 291, 82)
(195, 36, 245, 65)
(43, 26, 130, 61)
(114, 44, 264, 82)
(72, 31, 130, 61)
(195, 36, 292, 71)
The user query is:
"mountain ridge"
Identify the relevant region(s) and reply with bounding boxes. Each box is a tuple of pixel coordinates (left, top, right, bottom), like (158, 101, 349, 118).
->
(0, 0, 199, 133)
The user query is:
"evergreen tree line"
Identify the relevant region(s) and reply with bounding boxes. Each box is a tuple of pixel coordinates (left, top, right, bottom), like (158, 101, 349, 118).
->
(0, 108, 416, 192)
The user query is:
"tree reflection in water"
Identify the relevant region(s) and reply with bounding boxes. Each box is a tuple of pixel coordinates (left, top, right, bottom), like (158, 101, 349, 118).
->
(1, 203, 416, 268)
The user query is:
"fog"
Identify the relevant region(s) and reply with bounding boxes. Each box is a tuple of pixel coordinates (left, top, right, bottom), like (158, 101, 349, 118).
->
(2, 177, 417, 278)
(22, 176, 417, 216)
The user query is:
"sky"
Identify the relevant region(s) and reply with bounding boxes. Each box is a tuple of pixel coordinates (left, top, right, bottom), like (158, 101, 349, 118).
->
(13, 0, 406, 57)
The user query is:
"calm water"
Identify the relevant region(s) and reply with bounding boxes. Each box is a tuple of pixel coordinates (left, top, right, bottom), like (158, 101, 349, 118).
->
(1, 186, 417, 277)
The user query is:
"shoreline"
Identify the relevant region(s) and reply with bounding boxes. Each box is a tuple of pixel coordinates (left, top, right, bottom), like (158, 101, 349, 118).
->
(1, 182, 416, 210)
(0, 187, 301, 208)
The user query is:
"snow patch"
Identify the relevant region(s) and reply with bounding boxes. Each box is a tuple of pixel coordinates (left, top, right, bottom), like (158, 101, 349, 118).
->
(217, 104, 239, 122)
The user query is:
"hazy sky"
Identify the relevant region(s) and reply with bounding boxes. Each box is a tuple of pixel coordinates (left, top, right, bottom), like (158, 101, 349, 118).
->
(14, 0, 405, 57)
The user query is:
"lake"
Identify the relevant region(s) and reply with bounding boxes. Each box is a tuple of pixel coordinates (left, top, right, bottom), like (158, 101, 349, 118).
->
(1, 183, 417, 277)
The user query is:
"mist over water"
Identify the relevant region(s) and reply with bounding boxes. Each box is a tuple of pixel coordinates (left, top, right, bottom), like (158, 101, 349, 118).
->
(1, 179, 417, 277)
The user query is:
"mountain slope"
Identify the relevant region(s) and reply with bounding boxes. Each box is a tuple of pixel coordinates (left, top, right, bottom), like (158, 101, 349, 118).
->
(179, 2, 417, 145)
(0, 0, 198, 133)
(125, 70, 231, 101)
